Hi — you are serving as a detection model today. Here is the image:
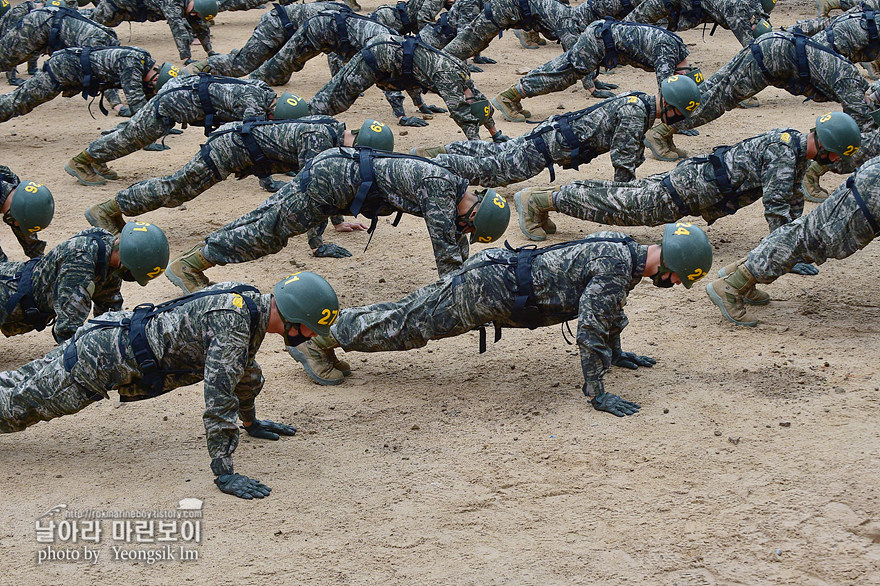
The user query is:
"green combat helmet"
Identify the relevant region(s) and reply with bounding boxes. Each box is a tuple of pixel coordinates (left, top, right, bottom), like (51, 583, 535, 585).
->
(660, 75, 701, 117)
(753, 19, 773, 38)
(814, 111, 861, 157)
(10, 181, 54, 233)
(761, 0, 776, 13)
(273, 271, 340, 338)
(471, 188, 511, 244)
(680, 66, 705, 86)
(191, 0, 218, 21)
(657, 222, 713, 288)
(354, 119, 394, 151)
(118, 221, 170, 286)
(274, 92, 309, 120)
(470, 99, 493, 124)
(0, 1, 10, 18)
(155, 63, 182, 90)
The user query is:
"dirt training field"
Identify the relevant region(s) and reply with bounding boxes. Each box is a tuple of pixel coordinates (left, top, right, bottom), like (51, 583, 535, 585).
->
(1, 0, 879, 583)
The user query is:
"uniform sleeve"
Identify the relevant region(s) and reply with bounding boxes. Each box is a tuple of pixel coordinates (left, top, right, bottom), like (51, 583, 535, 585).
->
(431, 65, 482, 140)
(51, 247, 105, 342)
(419, 177, 466, 277)
(610, 102, 647, 182)
(296, 130, 335, 171)
(201, 309, 254, 476)
(759, 141, 801, 232)
(415, 0, 444, 28)
(161, 0, 195, 60)
(576, 257, 632, 398)
(241, 86, 271, 119)
(90, 276, 124, 316)
(119, 59, 149, 113)
(188, 14, 213, 53)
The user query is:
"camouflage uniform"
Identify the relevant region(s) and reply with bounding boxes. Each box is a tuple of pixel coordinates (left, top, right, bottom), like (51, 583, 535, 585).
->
(0, 282, 272, 480)
(552, 129, 809, 231)
(417, 0, 481, 48)
(330, 231, 648, 398)
(0, 6, 119, 72)
(442, 0, 587, 60)
(0, 228, 122, 342)
(83, 74, 276, 165)
(309, 34, 495, 140)
(218, 0, 271, 11)
(200, 147, 472, 277)
(434, 92, 657, 185)
(516, 18, 688, 96)
(0, 166, 46, 262)
(115, 116, 348, 248)
(790, 10, 880, 64)
(572, 0, 642, 24)
(0, 1, 42, 86)
(90, 0, 212, 61)
(200, 2, 349, 77)
(371, 0, 446, 35)
(624, 0, 766, 47)
(0, 46, 154, 123)
(670, 32, 873, 132)
(743, 155, 880, 283)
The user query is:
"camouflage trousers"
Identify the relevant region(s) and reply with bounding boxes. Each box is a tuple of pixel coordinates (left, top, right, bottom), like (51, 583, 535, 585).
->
(442, 5, 582, 60)
(745, 180, 880, 283)
(333, 253, 516, 352)
(0, 24, 117, 72)
(433, 132, 562, 187)
(673, 48, 871, 131)
(0, 69, 127, 122)
(309, 52, 382, 116)
(205, 12, 290, 77)
(201, 181, 345, 264)
(0, 336, 108, 433)
(85, 105, 172, 163)
(115, 139, 332, 246)
(554, 177, 686, 226)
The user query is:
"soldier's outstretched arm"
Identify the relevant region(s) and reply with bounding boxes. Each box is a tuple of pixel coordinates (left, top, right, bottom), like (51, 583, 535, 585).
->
(419, 177, 467, 277)
(119, 63, 150, 114)
(160, 0, 196, 60)
(610, 100, 651, 182)
(759, 139, 803, 232)
(576, 258, 641, 416)
(189, 15, 213, 55)
(51, 244, 115, 342)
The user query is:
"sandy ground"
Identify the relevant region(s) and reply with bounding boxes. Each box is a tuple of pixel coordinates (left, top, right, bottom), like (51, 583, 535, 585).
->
(1, 0, 879, 583)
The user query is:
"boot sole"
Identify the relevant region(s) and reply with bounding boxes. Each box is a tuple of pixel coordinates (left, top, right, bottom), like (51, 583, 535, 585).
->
(84, 208, 124, 235)
(287, 346, 345, 386)
(165, 266, 202, 295)
(717, 266, 770, 306)
(490, 97, 526, 123)
(643, 137, 680, 162)
(513, 30, 540, 49)
(513, 190, 547, 241)
(803, 191, 829, 203)
(705, 283, 758, 327)
(65, 163, 106, 186)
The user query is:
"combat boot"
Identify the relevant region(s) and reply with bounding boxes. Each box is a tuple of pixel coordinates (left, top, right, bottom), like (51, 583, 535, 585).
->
(85, 197, 126, 234)
(514, 186, 556, 241)
(737, 96, 760, 108)
(342, 0, 362, 11)
(802, 162, 830, 203)
(187, 60, 211, 73)
(166, 245, 214, 293)
(491, 87, 527, 123)
(513, 29, 539, 49)
(817, 0, 840, 17)
(312, 332, 351, 374)
(644, 123, 683, 162)
(717, 258, 769, 306)
(258, 175, 287, 192)
(705, 264, 759, 327)
(862, 61, 880, 81)
(287, 338, 345, 385)
(65, 150, 106, 186)
(409, 145, 446, 158)
(91, 160, 119, 180)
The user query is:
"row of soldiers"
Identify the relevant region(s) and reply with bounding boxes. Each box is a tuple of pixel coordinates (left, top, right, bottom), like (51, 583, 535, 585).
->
(1, 0, 880, 500)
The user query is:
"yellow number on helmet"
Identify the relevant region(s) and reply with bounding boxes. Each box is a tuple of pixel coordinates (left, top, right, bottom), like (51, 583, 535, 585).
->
(843, 144, 859, 156)
(370, 122, 384, 132)
(286, 96, 299, 106)
(284, 272, 302, 285)
(24, 181, 41, 193)
(484, 105, 491, 116)
(627, 96, 638, 103)
(28, 225, 42, 233)
(147, 266, 165, 278)
(686, 100, 699, 111)
(667, 75, 679, 82)
(168, 66, 180, 78)
(492, 194, 506, 209)
(819, 113, 832, 123)
(694, 72, 704, 83)
(688, 267, 706, 281)
(780, 132, 791, 143)
(318, 308, 339, 325)
(478, 236, 492, 242)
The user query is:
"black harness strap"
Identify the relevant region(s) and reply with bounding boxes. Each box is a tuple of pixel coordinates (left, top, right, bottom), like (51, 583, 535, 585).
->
(661, 176, 692, 217)
(334, 11, 355, 57)
(360, 36, 419, 91)
(432, 11, 455, 41)
(751, 33, 849, 95)
(600, 18, 618, 69)
(273, 3, 296, 39)
(393, 1, 414, 34)
(199, 143, 223, 180)
(518, 0, 535, 30)
(80, 46, 98, 99)
(3, 232, 108, 331)
(661, 0, 680, 31)
(483, 1, 504, 33)
(847, 174, 880, 236)
(195, 73, 254, 135)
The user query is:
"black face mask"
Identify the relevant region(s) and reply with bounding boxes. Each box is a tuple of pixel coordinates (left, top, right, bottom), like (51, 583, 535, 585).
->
(650, 271, 675, 288)
(2, 209, 15, 228)
(662, 108, 686, 126)
(282, 322, 310, 347)
(118, 268, 137, 282)
(815, 150, 837, 166)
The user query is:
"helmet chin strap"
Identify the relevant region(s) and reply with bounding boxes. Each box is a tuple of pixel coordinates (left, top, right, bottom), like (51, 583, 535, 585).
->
(282, 322, 310, 347)
(651, 248, 676, 288)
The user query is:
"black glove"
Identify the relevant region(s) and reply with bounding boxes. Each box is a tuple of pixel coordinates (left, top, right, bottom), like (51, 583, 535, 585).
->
(590, 392, 641, 417)
(492, 130, 510, 143)
(143, 142, 170, 151)
(468, 64, 484, 73)
(116, 106, 132, 117)
(593, 79, 619, 90)
(418, 103, 447, 114)
(8, 77, 24, 87)
(214, 473, 271, 499)
(791, 262, 819, 275)
(258, 176, 287, 192)
(313, 243, 352, 258)
(591, 89, 616, 99)
(244, 418, 297, 440)
(167, 128, 184, 135)
(611, 349, 656, 369)
(184, 58, 196, 66)
(208, 51, 219, 56)
(473, 55, 497, 64)
(398, 116, 429, 127)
